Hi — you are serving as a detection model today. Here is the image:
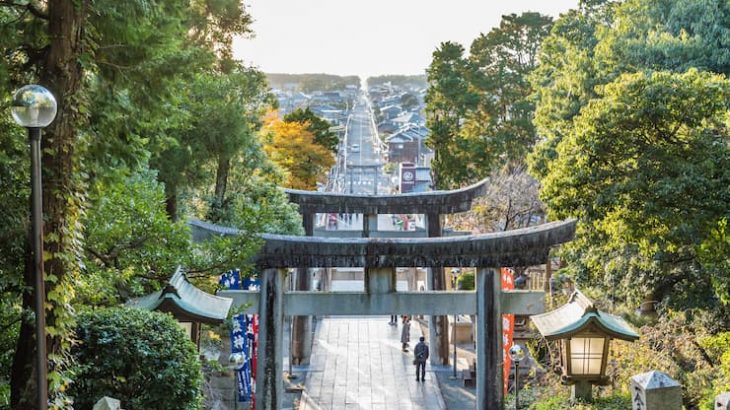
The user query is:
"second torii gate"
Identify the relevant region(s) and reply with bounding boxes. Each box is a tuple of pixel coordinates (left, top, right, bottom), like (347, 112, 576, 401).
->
(194, 218, 577, 410)
(284, 178, 490, 366)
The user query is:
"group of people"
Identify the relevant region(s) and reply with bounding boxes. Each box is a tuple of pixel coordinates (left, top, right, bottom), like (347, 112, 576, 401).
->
(390, 315, 430, 382)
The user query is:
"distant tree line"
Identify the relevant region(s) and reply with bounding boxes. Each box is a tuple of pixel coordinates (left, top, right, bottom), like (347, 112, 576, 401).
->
(367, 74, 427, 89)
(266, 73, 360, 92)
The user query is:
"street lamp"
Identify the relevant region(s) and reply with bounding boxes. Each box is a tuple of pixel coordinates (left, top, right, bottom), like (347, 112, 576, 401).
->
(531, 290, 639, 402)
(11, 84, 57, 410)
(509, 344, 526, 409)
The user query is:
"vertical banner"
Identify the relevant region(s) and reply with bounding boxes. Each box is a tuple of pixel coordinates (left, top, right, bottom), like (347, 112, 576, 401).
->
(231, 314, 253, 402)
(501, 267, 515, 396)
(219, 270, 261, 405)
(251, 315, 259, 410)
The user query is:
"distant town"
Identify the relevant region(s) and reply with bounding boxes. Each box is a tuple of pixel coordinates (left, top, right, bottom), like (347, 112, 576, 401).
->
(268, 73, 434, 194)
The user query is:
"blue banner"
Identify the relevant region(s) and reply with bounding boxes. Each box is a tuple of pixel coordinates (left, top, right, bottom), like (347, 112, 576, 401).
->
(219, 269, 241, 290)
(220, 269, 259, 402)
(231, 313, 253, 402)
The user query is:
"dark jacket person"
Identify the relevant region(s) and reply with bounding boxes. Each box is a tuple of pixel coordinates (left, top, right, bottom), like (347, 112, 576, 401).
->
(414, 336, 429, 381)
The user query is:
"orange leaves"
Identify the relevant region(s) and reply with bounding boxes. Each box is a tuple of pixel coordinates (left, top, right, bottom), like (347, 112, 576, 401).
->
(262, 113, 335, 190)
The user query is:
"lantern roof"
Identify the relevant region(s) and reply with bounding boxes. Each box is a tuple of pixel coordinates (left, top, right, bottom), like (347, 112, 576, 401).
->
(531, 290, 639, 342)
(127, 266, 232, 324)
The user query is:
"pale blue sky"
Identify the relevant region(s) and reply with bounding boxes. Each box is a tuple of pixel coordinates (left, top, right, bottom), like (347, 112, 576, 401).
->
(233, 0, 580, 77)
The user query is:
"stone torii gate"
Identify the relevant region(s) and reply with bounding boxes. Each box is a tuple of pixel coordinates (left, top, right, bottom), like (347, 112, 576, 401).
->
(284, 178, 490, 367)
(195, 218, 576, 410)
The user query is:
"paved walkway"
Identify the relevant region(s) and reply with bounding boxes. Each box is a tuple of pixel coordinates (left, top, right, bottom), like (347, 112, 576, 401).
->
(299, 316, 447, 410)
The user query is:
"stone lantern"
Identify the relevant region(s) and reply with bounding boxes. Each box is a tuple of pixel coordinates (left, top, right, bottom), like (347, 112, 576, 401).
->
(128, 266, 233, 347)
(531, 290, 639, 401)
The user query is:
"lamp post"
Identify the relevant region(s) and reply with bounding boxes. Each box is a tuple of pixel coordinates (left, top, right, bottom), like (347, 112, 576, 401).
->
(509, 345, 526, 409)
(11, 84, 57, 410)
(531, 290, 639, 403)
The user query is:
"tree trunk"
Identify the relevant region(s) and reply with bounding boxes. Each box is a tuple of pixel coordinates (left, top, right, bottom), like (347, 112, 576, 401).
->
(165, 183, 178, 221)
(639, 292, 658, 317)
(10, 241, 35, 409)
(11, 0, 87, 407)
(211, 156, 230, 218)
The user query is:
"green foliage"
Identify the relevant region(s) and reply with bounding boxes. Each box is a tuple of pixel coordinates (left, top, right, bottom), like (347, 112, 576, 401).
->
(425, 41, 479, 188)
(284, 107, 339, 152)
(530, 0, 730, 180)
(597, 0, 730, 77)
(399, 93, 420, 111)
(70, 308, 202, 410)
(0, 106, 28, 401)
(79, 169, 193, 305)
(539, 69, 730, 309)
(150, 64, 273, 220)
(425, 13, 553, 187)
(698, 332, 730, 409)
(698, 219, 730, 307)
(456, 271, 475, 290)
(529, 393, 631, 410)
(529, 4, 607, 180)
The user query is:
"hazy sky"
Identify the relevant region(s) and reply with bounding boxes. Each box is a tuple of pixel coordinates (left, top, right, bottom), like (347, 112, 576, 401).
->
(232, 0, 580, 77)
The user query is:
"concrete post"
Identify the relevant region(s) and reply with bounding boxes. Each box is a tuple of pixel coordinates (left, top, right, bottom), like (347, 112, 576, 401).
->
(476, 268, 503, 410)
(572, 380, 593, 402)
(716, 392, 730, 409)
(292, 212, 314, 365)
(630, 370, 682, 410)
(425, 212, 449, 365)
(255, 268, 284, 410)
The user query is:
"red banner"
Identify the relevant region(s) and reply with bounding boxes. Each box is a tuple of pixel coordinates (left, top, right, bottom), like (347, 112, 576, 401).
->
(251, 315, 259, 410)
(501, 268, 515, 396)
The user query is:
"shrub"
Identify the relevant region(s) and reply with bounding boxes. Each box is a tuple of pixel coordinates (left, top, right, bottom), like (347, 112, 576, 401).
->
(70, 308, 202, 409)
(530, 393, 631, 410)
(457, 271, 475, 290)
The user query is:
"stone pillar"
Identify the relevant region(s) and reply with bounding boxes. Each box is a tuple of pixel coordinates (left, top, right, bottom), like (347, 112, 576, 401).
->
(716, 392, 730, 410)
(292, 212, 314, 365)
(426, 212, 449, 365)
(362, 213, 378, 293)
(256, 268, 284, 410)
(363, 213, 377, 237)
(367, 267, 396, 294)
(630, 370, 682, 410)
(476, 268, 503, 410)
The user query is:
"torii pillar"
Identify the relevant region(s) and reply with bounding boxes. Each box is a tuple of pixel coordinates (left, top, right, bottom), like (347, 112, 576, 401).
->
(426, 212, 450, 365)
(292, 212, 314, 365)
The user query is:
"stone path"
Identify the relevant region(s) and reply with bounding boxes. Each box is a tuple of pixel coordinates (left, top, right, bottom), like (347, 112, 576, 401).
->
(299, 316, 447, 410)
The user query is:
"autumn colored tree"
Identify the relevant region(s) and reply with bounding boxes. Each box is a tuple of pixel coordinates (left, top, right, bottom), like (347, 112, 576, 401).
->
(284, 107, 339, 152)
(262, 115, 335, 190)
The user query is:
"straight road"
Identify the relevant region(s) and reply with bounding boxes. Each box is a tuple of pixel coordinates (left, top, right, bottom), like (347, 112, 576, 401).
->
(341, 95, 386, 194)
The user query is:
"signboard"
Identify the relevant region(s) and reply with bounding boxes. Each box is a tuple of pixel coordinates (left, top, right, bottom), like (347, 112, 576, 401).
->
(501, 267, 515, 396)
(400, 162, 416, 193)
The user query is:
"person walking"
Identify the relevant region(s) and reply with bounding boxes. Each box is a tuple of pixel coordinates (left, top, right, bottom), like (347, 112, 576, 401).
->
(414, 336, 429, 382)
(401, 316, 411, 351)
(389, 314, 397, 325)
